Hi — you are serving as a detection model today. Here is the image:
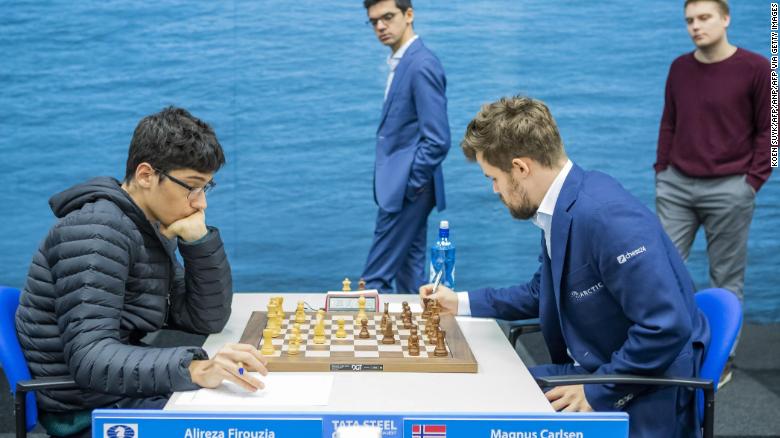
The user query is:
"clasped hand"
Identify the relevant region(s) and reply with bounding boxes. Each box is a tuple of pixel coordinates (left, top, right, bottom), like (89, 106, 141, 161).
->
(160, 209, 208, 241)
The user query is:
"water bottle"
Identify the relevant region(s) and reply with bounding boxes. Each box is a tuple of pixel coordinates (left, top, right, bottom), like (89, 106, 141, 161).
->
(429, 220, 456, 289)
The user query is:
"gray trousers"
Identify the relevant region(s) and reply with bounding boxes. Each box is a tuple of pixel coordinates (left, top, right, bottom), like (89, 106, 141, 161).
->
(656, 167, 755, 357)
(655, 166, 755, 300)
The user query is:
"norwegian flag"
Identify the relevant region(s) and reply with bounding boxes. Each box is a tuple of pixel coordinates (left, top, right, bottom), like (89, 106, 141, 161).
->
(411, 424, 447, 438)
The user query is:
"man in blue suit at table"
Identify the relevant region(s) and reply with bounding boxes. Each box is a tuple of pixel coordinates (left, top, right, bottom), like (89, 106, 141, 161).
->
(362, 0, 451, 293)
(422, 96, 710, 438)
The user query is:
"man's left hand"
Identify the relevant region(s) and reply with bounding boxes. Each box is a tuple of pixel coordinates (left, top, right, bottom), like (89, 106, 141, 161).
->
(545, 385, 594, 412)
(160, 210, 208, 241)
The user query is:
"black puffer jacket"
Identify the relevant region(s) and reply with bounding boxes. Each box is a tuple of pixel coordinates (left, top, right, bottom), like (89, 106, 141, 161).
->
(15, 177, 232, 412)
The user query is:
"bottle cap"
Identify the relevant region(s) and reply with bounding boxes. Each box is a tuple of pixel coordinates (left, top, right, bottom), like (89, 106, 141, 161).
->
(439, 220, 449, 229)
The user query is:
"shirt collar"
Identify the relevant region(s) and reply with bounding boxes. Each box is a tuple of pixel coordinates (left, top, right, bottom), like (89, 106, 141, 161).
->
(532, 159, 573, 228)
(387, 34, 419, 71)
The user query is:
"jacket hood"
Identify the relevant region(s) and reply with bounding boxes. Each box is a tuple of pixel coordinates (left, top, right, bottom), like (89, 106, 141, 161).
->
(49, 177, 155, 235)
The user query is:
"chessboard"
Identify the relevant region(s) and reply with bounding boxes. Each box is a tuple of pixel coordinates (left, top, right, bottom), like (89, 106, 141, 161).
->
(238, 310, 478, 373)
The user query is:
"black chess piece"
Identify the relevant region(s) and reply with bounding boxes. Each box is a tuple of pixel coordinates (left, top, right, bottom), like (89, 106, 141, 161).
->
(381, 319, 395, 344)
(408, 333, 420, 356)
(359, 318, 370, 339)
(434, 328, 448, 357)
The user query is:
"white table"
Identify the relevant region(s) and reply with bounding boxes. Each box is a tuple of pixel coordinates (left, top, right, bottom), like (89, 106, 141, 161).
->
(165, 293, 553, 414)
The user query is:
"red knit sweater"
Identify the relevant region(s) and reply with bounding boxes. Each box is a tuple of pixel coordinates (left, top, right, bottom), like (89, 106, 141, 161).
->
(655, 48, 772, 192)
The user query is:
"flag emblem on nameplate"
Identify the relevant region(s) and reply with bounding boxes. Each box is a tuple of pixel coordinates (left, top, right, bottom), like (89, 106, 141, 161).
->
(412, 424, 446, 438)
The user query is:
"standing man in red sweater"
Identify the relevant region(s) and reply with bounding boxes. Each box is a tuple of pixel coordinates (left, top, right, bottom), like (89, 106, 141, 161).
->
(655, 0, 771, 384)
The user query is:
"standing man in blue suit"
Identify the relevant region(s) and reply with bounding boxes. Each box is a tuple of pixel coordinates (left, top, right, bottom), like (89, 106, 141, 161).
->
(422, 96, 710, 438)
(362, 0, 451, 293)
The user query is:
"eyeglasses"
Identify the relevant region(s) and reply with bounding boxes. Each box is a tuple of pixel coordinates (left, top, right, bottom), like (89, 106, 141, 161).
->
(366, 11, 398, 28)
(155, 169, 215, 201)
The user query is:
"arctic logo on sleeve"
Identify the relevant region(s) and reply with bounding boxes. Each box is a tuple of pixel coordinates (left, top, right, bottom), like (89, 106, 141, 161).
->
(617, 245, 646, 264)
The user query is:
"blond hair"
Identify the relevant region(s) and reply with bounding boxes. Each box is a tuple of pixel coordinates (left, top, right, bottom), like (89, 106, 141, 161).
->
(461, 96, 565, 171)
(684, 0, 729, 16)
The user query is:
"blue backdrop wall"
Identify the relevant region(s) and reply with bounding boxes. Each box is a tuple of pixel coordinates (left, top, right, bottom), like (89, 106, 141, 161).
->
(1, 1, 777, 321)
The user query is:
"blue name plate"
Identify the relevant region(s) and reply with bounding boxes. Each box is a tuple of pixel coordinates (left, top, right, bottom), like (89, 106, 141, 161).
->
(404, 414, 628, 438)
(92, 411, 628, 438)
(92, 411, 322, 438)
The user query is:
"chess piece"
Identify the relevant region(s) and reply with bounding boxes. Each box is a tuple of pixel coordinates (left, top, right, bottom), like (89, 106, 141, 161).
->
(430, 299, 440, 318)
(401, 302, 412, 328)
(356, 294, 368, 326)
(434, 328, 448, 357)
(428, 314, 440, 344)
(287, 326, 302, 355)
(431, 314, 440, 330)
(358, 278, 366, 290)
(381, 318, 395, 344)
(425, 313, 435, 334)
(381, 302, 391, 330)
(408, 325, 420, 356)
(287, 337, 300, 355)
(359, 318, 370, 339)
(269, 298, 281, 318)
(422, 298, 432, 319)
(408, 339, 420, 356)
(295, 301, 307, 324)
(342, 277, 352, 291)
(313, 312, 327, 344)
(273, 318, 284, 338)
(276, 297, 285, 321)
(266, 308, 281, 338)
(336, 319, 347, 338)
(261, 328, 275, 355)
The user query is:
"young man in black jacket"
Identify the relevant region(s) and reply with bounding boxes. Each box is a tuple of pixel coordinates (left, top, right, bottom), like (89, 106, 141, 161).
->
(16, 107, 267, 438)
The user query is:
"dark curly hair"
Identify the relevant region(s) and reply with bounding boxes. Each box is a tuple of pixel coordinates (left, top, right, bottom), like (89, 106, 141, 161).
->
(363, 0, 412, 13)
(124, 106, 225, 181)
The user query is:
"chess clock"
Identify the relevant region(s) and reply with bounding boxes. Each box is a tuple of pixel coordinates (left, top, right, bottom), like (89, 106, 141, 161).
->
(324, 290, 380, 312)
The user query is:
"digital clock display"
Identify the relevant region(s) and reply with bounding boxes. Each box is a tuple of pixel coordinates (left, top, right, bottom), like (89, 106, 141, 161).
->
(323, 289, 380, 312)
(327, 296, 378, 311)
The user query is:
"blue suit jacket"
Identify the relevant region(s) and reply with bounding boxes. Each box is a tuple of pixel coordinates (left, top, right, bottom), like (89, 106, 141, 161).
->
(469, 164, 710, 412)
(375, 38, 450, 213)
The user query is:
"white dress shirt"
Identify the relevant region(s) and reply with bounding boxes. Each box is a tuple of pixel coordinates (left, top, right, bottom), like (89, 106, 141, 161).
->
(456, 160, 574, 317)
(384, 34, 419, 101)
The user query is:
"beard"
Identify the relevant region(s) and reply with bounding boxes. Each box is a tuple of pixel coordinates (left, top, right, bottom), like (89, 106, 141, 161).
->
(500, 177, 538, 220)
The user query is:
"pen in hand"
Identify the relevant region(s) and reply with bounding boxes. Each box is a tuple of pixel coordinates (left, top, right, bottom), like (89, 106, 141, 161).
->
(431, 269, 444, 296)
